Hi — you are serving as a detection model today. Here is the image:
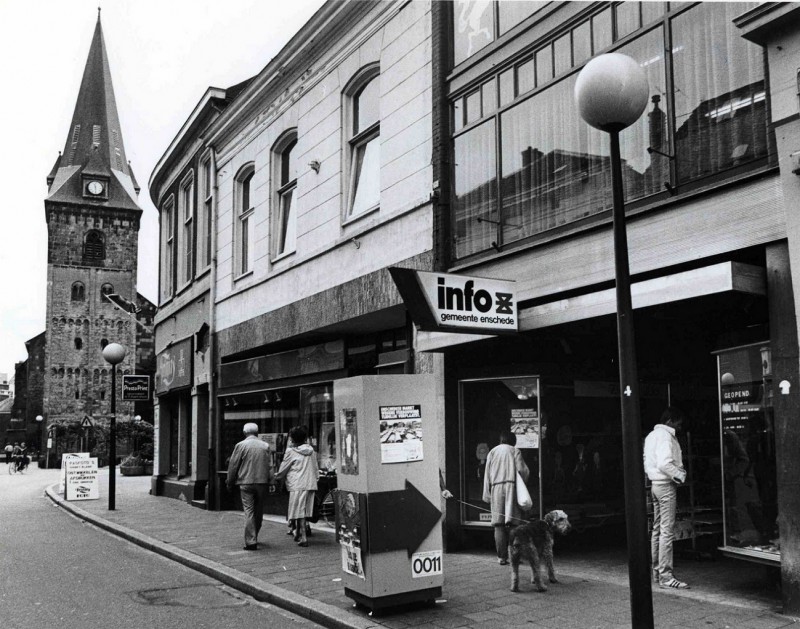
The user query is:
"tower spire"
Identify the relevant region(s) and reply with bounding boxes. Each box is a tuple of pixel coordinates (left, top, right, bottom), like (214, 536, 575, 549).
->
(46, 12, 140, 210)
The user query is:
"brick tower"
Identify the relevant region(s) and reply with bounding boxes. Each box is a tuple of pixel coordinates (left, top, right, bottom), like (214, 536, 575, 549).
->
(42, 12, 143, 443)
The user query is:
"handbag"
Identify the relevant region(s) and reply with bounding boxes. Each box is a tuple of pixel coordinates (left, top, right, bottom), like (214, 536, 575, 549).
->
(516, 472, 533, 510)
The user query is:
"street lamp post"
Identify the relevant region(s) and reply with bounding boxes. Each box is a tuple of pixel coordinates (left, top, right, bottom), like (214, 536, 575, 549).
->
(35, 415, 44, 467)
(575, 53, 653, 629)
(102, 343, 127, 511)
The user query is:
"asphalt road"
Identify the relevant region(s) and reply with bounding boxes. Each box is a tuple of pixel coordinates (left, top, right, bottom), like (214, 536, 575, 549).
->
(0, 463, 324, 629)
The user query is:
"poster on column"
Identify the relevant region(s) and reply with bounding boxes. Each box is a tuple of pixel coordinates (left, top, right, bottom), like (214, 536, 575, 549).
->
(379, 405, 423, 463)
(339, 409, 359, 475)
(511, 408, 540, 449)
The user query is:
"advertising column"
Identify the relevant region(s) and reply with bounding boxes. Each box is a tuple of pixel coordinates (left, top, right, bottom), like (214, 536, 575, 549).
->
(334, 375, 443, 611)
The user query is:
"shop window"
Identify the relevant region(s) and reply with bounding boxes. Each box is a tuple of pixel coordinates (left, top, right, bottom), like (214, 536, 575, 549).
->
(235, 165, 255, 276)
(345, 69, 380, 219)
(460, 377, 542, 525)
(71, 282, 85, 301)
(717, 343, 778, 563)
(273, 132, 298, 258)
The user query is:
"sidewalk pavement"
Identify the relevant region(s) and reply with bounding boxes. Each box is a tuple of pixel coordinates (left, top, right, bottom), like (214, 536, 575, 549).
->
(46, 472, 798, 629)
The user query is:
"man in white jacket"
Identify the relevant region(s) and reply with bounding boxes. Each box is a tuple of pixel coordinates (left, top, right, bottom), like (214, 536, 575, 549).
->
(643, 407, 689, 589)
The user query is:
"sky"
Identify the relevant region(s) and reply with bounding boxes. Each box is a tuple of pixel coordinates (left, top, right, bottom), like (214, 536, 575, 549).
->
(0, 0, 328, 381)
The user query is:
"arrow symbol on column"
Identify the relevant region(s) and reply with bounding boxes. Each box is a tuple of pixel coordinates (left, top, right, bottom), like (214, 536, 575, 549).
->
(366, 480, 441, 557)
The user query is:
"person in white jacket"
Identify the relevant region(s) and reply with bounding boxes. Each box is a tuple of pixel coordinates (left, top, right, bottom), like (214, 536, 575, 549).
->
(643, 407, 689, 589)
(276, 426, 319, 547)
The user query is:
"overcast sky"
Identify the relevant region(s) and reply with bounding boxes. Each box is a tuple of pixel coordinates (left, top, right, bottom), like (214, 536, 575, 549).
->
(0, 0, 327, 380)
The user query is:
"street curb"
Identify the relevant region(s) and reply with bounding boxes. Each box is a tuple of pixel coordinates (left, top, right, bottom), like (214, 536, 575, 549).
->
(45, 485, 378, 629)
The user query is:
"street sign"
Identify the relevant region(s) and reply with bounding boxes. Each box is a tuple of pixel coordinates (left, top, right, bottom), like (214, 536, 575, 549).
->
(122, 374, 150, 401)
(80, 415, 93, 428)
(65, 457, 99, 501)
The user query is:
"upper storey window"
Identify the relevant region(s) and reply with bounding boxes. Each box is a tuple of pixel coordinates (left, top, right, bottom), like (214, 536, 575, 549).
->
(179, 172, 194, 285)
(160, 196, 175, 302)
(83, 230, 105, 260)
(71, 282, 85, 301)
(273, 133, 298, 258)
(236, 165, 255, 277)
(451, 2, 770, 260)
(199, 157, 213, 270)
(453, 1, 547, 66)
(346, 69, 381, 219)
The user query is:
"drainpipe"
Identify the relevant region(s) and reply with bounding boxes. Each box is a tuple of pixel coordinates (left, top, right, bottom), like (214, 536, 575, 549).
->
(206, 147, 220, 510)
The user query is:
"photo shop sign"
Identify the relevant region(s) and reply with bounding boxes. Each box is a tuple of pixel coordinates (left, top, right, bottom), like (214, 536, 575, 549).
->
(389, 268, 518, 335)
(155, 337, 192, 395)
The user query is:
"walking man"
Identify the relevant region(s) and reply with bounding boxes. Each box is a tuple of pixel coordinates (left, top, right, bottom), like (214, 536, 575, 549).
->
(644, 407, 689, 589)
(226, 423, 275, 550)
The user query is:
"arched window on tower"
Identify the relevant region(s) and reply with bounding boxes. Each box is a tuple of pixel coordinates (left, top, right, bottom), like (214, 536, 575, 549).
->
(71, 282, 85, 301)
(74, 338, 83, 350)
(83, 230, 105, 260)
(100, 283, 114, 300)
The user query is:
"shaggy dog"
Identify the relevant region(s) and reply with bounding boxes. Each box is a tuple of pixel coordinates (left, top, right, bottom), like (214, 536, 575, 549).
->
(509, 509, 572, 593)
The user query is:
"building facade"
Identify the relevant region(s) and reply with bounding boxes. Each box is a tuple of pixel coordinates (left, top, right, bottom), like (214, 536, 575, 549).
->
(149, 0, 800, 612)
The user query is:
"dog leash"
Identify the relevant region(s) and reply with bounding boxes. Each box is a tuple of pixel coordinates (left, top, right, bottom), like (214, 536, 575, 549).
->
(449, 496, 531, 525)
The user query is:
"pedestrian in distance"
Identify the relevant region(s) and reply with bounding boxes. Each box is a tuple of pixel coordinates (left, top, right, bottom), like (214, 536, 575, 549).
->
(4, 442, 12, 465)
(226, 423, 275, 551)
(644, 406, 689, 589)
(482, 431, 530, 565)
(276, 426, 319, 548)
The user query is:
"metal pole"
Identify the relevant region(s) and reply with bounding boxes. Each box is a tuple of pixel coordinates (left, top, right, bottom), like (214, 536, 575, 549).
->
(609, 130, 653, 628)
(109, 365, 116, 511)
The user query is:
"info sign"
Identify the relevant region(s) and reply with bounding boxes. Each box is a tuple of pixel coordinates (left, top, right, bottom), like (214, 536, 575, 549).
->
(389, 268, 517, 335)
(122, 375, 151, 401)
(65, 457, 99, 501)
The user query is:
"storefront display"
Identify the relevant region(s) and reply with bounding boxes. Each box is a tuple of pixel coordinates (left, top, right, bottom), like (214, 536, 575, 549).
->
(717, 343, 779, 564)
(460, 376, 542, 524)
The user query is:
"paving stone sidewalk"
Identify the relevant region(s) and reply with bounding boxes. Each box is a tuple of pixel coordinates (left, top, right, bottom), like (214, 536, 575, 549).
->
(47, 472, 798, 629)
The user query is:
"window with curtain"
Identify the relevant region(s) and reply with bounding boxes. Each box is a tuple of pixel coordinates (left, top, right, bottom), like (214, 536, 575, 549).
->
(236, 166, 255, 276)
(161, 198, 174, 302)
(179, 173, 194, 284)
(347, 73, 380, 218)
(451, 3, 768, 260)
(274, 134, 298, 257)
(671, 3, 768, 184)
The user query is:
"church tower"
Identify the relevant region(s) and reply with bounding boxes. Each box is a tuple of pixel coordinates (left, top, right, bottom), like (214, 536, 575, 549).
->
(42, 12, 143, 437)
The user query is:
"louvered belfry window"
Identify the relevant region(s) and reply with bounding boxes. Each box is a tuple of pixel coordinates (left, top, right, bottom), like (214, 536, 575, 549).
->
(83, 230, 105, 260)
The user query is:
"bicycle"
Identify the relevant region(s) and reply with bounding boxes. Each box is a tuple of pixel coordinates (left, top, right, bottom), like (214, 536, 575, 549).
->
(7, 457, 29, 474)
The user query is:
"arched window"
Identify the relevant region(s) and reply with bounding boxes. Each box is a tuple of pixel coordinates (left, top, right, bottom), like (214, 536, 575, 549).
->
(100, 338, 109, 349)
(74, 338, 83, 350)
(345, 66, 380, 218)
(235, 164, 255, 276)
(273, 132, 298, 257)
(83, 230, 105, 260)
(101, 283, 114, 299)
(71, 282, 85, 301)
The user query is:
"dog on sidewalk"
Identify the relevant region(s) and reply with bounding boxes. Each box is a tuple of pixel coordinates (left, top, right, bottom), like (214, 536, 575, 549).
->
(509, 509, 572, 593)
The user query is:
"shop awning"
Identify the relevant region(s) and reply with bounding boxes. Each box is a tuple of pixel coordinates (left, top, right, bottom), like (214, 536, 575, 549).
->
(416, 261, 765, 352)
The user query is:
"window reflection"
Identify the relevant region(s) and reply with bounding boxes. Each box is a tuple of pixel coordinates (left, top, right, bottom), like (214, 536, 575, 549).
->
(672, 3, 768, 184)
(453, 0, 494, 65)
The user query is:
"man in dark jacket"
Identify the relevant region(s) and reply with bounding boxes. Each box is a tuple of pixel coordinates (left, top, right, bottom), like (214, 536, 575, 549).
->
(226, 423, 275, 550)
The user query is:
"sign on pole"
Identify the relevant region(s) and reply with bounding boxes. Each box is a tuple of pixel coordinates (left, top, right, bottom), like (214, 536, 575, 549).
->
(80, 415, 93, 428)
(122, 375, 151, 401)
(65, 457, 99, 501)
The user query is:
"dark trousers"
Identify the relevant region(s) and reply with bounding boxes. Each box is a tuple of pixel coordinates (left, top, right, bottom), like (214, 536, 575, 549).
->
(239, 484, 268, 546)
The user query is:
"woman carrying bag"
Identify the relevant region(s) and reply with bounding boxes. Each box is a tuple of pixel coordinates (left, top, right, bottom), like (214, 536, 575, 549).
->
(483, 431, 530, 565)
(276, 426, 319, 547)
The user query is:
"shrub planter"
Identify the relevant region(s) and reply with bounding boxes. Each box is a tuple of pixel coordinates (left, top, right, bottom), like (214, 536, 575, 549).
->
(120, 465, 145, 476)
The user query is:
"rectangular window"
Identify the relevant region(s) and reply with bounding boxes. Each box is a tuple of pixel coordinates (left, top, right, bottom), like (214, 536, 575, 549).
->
(466, 89, 481, 124)
(499, 68, 515, 106)
(161, 198, 174, 301)
(572, 21, 591, 67)
(517, 58, 535, 96)
(199, 158, 212, 269)
(482, 79, 497, 116)
(671, 2, 768, 184)
(452, 119, 497, 259)
(535, 45, 553, 86)
(615, 2, 640, 41)
(553, 32, 572, 76)
(592, 8, 613, 53)
(453, 0, 495, 65)
(179, 175, 194, 285)
(498, 1, 547, 35)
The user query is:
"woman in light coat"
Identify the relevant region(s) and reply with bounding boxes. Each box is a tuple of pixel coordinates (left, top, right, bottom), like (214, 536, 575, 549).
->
(276, 426, 319, 547)
(483, 431, 530, 564)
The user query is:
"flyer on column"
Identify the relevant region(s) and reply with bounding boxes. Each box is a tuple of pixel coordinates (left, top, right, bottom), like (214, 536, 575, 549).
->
(379, 404, 423, 463)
